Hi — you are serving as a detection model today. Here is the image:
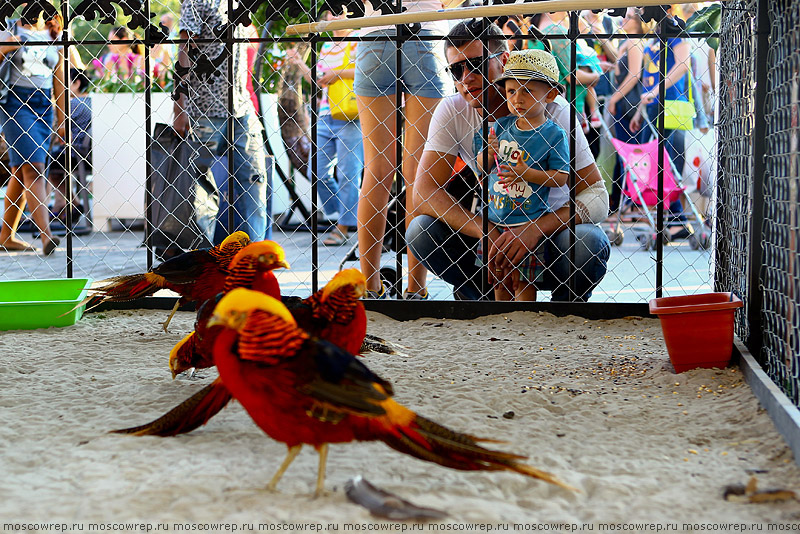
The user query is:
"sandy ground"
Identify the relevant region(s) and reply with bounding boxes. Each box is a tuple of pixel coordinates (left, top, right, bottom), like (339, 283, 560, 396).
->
(1, 309, 799, 531)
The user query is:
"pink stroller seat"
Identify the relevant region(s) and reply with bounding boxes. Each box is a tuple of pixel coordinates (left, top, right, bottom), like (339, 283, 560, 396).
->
(611, 138, 685, 207)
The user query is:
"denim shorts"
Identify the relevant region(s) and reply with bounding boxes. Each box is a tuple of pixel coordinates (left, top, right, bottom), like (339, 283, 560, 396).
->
(0, 86, 53, 168)
(354, 29, 451, 98)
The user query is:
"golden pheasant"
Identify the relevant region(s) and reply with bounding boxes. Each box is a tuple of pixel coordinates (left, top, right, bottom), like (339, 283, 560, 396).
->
(168, 240, 290, 378)
(81, 231, 251, 332)
(204, 289, 576, 495)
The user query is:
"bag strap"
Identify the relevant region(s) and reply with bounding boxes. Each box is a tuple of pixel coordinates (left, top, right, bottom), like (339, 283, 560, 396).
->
(685, 69, 693, 104)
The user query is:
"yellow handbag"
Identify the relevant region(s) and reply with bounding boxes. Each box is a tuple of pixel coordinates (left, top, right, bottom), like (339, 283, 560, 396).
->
(327, 44, 359, 122)
(663, 73, 696, 131)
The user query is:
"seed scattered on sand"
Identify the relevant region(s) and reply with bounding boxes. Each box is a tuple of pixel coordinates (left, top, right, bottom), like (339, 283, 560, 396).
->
(682, 411, 689, 415)
(722, 452, 729, 456)
(677, 403, 683, 406)
(688, 449, 698, 454)
(683, 458, 689, 462)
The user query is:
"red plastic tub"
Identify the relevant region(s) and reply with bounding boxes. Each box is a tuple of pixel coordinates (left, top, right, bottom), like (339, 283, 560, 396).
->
(649, 292, 743, 373)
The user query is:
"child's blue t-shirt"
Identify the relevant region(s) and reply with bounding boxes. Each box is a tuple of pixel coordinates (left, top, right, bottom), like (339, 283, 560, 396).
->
(474, 116, 569, 227)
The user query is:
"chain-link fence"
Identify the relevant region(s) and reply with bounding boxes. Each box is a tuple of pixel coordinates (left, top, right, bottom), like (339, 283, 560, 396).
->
(0, 0, 720, 305)
(715, 0, 800, 406)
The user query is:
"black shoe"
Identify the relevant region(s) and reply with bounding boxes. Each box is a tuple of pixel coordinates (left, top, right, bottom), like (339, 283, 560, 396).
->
(668, 226, 691, 240)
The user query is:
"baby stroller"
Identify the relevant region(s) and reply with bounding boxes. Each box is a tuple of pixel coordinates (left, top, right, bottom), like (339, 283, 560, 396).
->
(598, 114, 711, 251)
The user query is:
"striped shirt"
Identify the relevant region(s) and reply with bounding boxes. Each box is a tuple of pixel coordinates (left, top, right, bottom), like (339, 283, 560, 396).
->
(316, 42, 356, 117)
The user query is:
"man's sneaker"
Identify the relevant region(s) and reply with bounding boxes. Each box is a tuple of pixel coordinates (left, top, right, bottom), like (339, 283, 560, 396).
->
(365, 283, 389, 299)
(402, 288, 429, 300)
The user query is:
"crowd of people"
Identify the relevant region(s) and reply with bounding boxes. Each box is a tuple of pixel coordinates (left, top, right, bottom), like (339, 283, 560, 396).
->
(0, 2, 716, 303)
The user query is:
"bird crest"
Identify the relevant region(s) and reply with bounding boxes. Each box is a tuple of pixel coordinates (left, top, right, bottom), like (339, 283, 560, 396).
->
(228, 241, 289, 271)
(321, 269, 366, 302)
(221, 231, 251, 248)
(211, 289, 296, 330)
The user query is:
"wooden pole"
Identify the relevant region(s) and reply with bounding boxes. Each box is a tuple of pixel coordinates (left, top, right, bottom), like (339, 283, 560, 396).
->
(286, 0, 716, 35)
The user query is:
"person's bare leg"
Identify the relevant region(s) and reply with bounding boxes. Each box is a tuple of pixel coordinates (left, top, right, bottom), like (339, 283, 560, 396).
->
(0, 170, 31, 248)
(356, 94, 397, 293)
(20, 163, 56, 250)
(402, 95, 441, 296)
(49, 170, 69, 214)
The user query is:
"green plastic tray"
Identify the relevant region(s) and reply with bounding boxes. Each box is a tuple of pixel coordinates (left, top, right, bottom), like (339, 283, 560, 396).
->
(0, 278, 93, 331)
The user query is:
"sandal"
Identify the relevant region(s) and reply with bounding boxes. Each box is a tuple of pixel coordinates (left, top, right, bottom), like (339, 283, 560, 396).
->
(322, 228, 349, 246)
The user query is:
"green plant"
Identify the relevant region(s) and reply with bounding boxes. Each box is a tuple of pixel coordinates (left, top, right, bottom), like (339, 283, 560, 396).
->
(252, 0, 321, 94)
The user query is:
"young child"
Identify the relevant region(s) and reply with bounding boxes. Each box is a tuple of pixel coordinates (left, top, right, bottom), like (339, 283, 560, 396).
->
(476, 49, 570, 302)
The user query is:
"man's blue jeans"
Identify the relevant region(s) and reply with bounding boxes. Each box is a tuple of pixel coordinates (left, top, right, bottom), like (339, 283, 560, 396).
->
(406, 215, 611, 301)
(311, 114, 363, 228)
(190, 113, 271, 240)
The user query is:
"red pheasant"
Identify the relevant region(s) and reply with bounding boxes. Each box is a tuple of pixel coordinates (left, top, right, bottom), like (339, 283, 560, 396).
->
(204, 289, 576, 495)
(82, 231, 252, 332)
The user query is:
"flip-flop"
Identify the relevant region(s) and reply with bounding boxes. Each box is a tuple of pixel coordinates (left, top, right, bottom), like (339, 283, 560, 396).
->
(322, 228, 349, 246)
(0, 241, 36, 252)
(42, 237, 60, 256)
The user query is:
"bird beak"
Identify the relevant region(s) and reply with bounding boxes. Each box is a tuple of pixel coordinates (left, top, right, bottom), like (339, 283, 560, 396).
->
(258, 254, 290, 270)
(206, 314, 224, 329)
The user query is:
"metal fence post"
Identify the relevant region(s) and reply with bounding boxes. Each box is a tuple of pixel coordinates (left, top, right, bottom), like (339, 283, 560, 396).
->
(747, 0, 769, 360)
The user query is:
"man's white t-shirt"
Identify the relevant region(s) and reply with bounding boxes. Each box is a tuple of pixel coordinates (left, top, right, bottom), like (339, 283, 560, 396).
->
(424, 94, 595, 211)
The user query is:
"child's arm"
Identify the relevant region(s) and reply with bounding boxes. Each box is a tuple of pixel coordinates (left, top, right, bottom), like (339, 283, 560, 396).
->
(496, 163, 568, 188)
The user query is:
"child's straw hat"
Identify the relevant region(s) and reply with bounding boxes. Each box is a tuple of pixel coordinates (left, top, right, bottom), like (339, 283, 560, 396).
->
(494, 49, 563, 93)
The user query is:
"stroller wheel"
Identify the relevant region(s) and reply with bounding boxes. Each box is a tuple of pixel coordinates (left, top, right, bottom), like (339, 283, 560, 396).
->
(643, 233, 656, 251)
(611, 229, 624, 247)
(380, 267, 401, 298)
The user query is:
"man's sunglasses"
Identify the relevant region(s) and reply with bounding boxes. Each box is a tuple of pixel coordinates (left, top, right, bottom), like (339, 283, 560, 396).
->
(446, 52, 504, 81)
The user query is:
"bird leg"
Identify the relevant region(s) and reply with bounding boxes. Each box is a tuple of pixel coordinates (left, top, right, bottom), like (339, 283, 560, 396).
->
(267, 444, 302, 492)
(161, 300, 180, 333)
(314, 443, 329, 498)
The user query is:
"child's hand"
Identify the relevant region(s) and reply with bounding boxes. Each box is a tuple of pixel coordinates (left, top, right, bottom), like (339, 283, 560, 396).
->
(487, 127, 499, 163)
(496, 157, 530, 188)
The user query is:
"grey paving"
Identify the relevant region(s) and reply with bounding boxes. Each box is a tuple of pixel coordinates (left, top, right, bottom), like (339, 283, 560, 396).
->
(0, 217, 714, 303)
